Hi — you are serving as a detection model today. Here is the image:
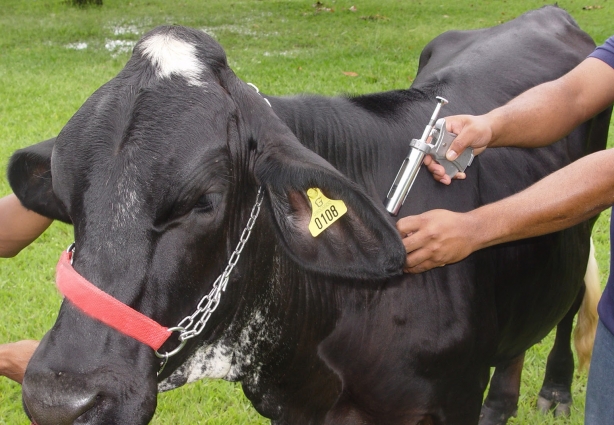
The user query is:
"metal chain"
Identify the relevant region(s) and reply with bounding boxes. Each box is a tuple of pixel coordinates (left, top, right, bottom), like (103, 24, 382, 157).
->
(157, 84, 270, 373)
(177, 84, 270, 341)
(156, 187, 264, 370)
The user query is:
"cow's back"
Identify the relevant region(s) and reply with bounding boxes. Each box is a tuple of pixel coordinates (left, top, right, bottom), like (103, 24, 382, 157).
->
(412, 6, 608, 360)
(414, 5, 595, 115)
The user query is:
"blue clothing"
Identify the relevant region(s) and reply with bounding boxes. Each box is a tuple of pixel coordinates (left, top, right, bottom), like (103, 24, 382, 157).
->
(588, 36, 614, 337)
(585, 321, 614, 424)
(585, 36, 614, 425)
(599, 214, 614, 335)
(590, 36, 614, 69)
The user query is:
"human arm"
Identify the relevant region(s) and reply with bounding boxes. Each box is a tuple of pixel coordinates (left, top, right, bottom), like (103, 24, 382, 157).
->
(0, 340, 39, 384)
(399, 148, 614, 273)
(0, 194, 52, 258)
(0, 195, 51, 380)
(427, 57, 614, 184)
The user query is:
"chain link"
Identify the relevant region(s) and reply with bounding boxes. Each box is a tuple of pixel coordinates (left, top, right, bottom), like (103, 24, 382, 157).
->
(156, 187, 264, 367)
(158, 83, 270, 373)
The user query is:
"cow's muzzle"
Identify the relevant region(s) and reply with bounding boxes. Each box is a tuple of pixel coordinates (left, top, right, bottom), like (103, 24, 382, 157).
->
(22, 357, 158, 425)
(23, 371, 100, 425)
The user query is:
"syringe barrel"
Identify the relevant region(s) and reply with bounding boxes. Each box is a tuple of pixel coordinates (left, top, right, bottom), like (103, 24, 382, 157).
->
(384, 147, 426, 216)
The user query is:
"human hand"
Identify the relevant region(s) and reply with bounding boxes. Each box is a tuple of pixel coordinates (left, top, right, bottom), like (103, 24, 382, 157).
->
(424, 114, 493, 184)
(396, 209, 479, 273)
(0, 339, 39, 384)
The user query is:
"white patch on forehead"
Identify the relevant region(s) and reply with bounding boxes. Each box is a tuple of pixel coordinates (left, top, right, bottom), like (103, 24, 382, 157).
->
(139, 33, 206, 87)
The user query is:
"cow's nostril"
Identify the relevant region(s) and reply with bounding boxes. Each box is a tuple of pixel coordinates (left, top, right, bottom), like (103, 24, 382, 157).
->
(23, 378, 100, 425)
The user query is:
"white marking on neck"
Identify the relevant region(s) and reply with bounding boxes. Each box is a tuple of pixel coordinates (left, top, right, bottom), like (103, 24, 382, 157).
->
(139, 33, 206, 87)
(158, 341, 233, 392)
(189, 343, 234, 381)
(157, 308, 278, 392)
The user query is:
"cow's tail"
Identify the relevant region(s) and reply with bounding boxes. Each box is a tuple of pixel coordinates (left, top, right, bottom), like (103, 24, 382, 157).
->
(574, 237, 601, 371)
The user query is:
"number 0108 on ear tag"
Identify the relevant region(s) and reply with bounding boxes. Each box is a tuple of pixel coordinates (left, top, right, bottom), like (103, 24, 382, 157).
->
(307, 188, 347, 237)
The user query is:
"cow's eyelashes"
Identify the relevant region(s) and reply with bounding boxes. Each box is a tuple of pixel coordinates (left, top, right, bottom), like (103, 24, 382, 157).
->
(193, 193, 223, 214)
(157, 193, 223, 226)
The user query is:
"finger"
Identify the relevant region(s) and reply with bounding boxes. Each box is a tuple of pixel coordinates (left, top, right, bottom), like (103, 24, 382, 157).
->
(404, 246, 434, 270)
(430, 170, 451, 184)
(405, 253, 447, 273)
(426, 166, 452, 184)
(405, 259, 439, 274)
(453, 172, 466, 180)
(401, 228, 432, 255)
(438, 174, 452, 185)
(445, 115, 466, 135)
(425, 160, 444, 175)
(405, 265, 427, 274)
(425, 160, 452, 184)
(396, 216, 421, 236)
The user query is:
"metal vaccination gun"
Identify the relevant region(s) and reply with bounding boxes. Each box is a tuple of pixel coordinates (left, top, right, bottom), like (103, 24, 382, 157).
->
(384, 97, 474, 216)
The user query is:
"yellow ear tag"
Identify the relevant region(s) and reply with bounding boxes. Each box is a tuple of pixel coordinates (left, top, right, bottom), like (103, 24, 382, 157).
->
(307, 188, 348, 237)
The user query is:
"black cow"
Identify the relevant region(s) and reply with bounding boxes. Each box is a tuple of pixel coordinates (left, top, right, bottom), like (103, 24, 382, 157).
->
(8, 6, 610, 425)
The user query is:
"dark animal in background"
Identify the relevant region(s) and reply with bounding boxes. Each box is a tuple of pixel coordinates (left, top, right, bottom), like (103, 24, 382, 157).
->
(9, 6, 609, 425)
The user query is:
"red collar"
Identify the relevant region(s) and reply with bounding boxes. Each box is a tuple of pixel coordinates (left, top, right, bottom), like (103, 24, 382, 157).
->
(55, 250, 171, 351)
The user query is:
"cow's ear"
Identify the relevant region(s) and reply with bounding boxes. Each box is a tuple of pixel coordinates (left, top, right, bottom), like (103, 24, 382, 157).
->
(8, 138, 72, 224)
(254, 131, 405, 281)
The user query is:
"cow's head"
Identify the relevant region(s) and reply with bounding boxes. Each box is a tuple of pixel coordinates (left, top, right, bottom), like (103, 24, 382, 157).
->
(9, 26, 404, 424)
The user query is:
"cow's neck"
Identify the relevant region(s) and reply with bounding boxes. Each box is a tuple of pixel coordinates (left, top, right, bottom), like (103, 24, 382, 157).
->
(228, 237, 363, 420)
(158, 211, 343, 415)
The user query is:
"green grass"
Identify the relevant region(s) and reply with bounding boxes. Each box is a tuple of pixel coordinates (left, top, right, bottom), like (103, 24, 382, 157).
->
(0, 0, 612, 423)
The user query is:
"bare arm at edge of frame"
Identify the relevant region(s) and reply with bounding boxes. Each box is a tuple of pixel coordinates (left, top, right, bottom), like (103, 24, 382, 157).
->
(0, 194, 52, 258)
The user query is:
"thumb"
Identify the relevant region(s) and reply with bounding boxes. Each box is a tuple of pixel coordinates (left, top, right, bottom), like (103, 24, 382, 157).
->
(445, 114, 491, 160)
(444, 115, 472, 161)
(445, 136, 471, 161)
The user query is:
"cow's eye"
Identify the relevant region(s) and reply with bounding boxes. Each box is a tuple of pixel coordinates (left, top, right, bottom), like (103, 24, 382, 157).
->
(193, 193, 222, 213)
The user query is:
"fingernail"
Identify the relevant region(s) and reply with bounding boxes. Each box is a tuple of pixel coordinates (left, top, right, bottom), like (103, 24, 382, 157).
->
(446, 150, 457, 161)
